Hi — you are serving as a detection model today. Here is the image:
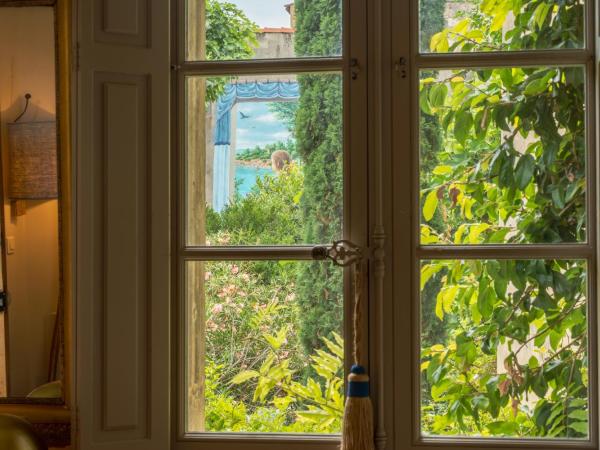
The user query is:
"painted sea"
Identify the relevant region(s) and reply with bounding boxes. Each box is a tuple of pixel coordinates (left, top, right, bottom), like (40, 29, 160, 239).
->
(235, 165, 273, 196)
(234, 101, 290, 197)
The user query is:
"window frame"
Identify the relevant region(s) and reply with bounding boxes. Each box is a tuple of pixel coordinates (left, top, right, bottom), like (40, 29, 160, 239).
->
(389, 0, 600, 447)
(170, 0, 371, 448)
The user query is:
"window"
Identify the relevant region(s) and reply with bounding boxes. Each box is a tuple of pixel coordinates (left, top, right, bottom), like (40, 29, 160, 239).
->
(396, 0, 596, 446)
(175, 0, 367, 447)
(75, 0, 599, 448)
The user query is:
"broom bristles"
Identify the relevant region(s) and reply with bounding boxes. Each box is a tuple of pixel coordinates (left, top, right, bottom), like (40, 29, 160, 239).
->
(341, 366, 374, 450)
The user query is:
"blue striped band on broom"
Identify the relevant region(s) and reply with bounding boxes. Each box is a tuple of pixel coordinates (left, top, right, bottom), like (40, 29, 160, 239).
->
(341, 260, 374, 450)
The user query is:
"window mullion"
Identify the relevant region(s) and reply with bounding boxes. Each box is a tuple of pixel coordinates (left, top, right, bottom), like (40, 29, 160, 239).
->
(414, 48, 593, 70)
(178, 57, 345, 77)
(180, 245, 329, 261)
(416, 244, 595, 260)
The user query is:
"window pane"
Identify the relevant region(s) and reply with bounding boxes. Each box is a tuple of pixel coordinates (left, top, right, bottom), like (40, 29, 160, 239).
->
(419, 66, 586, 245)
(186, 0, 342, 61)
(419, 0, 584, 53)
(420, 259, 589, 439)
(185, 260, 344, 433)
(185, 73, 343, 246)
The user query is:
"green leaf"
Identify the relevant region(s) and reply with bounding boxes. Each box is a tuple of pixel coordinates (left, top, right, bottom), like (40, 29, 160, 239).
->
(487, 420, 519, 435)
(468, 223, 490, 244)
(429, 84, 448, 108)
(477, 285, 495, 320)
(551, 186, 566, 209)
(490, 10, 507, 32)
(533, 2, 551, 28)
(514, 154, 536, 189)
(454, 110, 473, 145)
(423, 190, 439, 222)
(432, 165, 453, 175)
(435, 285, 459, 320)
(230, 370, 260, 384)
(569, 409, 588, 421)
(524, 77, 549, 96)
(534, 401, 553, 428)
(420, 90, 432, 115)
(421, 263, 443, 289)
(532, 372, 548, 397)
(569, 422, 588, 434)
(430, 31, 449, 52)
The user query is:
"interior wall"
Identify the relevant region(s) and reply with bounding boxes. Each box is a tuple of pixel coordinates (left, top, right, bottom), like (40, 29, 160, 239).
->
(0, 7, 60, 397)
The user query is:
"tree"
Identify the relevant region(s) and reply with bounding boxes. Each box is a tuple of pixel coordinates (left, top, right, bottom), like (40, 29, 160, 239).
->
(419, 0, 587, 438)
(268, 102, 299, 133)
(205, 0, 258, 101)
(294, 0, 344, 354)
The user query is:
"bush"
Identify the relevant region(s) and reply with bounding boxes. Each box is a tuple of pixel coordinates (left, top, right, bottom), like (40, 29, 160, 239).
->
(207, 164, 304, 246)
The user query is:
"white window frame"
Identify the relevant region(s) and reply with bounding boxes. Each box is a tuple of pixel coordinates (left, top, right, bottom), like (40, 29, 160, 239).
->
(390, 0, 599, 448)
(171, 0, 372, 449)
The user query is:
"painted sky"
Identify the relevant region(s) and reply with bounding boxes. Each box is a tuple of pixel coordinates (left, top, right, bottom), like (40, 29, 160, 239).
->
(225, 0, 292, 28)
(235, 102, 293, 151)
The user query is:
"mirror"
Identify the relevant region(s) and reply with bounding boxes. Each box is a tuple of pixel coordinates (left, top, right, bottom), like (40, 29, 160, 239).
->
(0, 2, 64, 404)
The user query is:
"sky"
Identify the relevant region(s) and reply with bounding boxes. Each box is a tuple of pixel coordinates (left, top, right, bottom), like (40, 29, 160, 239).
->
(226, 0, 292, 28)
(235, 102, 293, 150)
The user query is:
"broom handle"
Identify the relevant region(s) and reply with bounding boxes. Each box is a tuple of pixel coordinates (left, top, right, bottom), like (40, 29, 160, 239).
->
(352, 261, 363, 367)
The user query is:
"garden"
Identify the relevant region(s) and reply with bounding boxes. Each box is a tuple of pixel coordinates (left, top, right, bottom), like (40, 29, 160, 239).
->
(198, 0, 589, 439)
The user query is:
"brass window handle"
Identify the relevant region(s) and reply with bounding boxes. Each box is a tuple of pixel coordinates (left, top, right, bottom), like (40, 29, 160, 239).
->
(312, 240, 363, 267)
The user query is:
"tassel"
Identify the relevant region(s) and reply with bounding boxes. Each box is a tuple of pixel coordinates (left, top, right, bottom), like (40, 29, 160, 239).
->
(341, 262, 374, 450)
(341, 365, 374, 450)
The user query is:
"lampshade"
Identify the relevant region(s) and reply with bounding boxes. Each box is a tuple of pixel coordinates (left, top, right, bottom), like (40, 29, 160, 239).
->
(7, 121, 58, 200)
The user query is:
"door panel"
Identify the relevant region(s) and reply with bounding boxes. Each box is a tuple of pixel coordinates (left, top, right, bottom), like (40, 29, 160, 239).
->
(76, 0, 169, 448)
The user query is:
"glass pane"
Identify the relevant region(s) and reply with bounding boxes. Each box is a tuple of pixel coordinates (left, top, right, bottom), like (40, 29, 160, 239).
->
(186, 0, 342, 61)
(185, 260, 344, 433)
(419, 66, 586, 245)
(420, 259, 589, 439)
(185, 73, 343, 246)
(419, 0, 584, 53)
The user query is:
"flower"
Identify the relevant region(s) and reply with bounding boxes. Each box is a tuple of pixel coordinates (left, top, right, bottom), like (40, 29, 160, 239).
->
(212, 303, 223, 314)
(231, 265, 239, 274)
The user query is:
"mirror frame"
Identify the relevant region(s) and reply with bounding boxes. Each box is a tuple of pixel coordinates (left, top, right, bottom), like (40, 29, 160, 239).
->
(0, 0, 72, 446)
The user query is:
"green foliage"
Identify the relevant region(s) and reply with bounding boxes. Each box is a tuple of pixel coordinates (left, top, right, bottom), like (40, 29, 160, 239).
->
(227, 333, 344, 432)
(268, 102, 300, 133)
(428, 0, 583, 52)
(294, 0, 342, 57)
(204, 169, 343, 433)
(206, 165, 303, 245)
(420, 66, 585, 245)
(237, 140, 298, 162)
(421, 259, 588, 438)
(204, 259, 302, 405)
(295, 0, 344, 354)
(419, 0, 588, 439)
(419, 0, 446, 52)
(205, 0, 258, 101)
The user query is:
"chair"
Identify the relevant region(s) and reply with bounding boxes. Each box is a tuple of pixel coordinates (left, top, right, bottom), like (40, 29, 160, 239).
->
(0, 414, 47, 450)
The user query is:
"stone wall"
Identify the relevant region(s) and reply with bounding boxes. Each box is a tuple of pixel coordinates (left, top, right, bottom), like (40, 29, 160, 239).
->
(254, 30, 295, 59)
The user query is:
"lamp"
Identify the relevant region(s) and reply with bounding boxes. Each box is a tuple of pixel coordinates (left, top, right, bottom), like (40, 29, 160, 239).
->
(6, 121, 58, 215)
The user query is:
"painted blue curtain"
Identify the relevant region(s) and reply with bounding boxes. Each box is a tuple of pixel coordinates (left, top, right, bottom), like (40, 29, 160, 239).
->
(212, 81, 300, 212)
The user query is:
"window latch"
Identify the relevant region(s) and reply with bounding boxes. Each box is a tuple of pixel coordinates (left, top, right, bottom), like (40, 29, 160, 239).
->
(312, 240, 363, 267)
(350, 58, 361, 80)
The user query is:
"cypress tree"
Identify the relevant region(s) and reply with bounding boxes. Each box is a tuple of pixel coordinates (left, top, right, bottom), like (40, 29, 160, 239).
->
(294, 0, 344, 353)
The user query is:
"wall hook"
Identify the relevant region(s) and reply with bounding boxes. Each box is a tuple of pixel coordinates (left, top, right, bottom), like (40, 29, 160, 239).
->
(13, 93, 32, 123)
